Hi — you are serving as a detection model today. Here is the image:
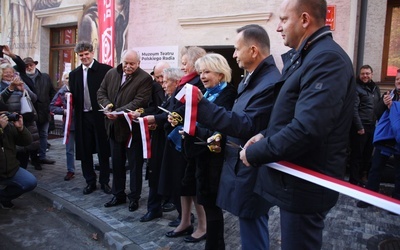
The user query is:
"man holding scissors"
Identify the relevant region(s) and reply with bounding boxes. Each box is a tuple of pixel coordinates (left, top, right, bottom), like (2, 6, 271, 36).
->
(194, 24, 281, 249)
(97, 49, 152, 211)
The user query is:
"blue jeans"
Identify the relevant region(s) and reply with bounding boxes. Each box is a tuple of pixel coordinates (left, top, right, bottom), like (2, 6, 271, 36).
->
(66, 131, 75, 173)
(280, 208, 328, 250)
(366, 149, 400, 199)
(0, 167, 37, 202)
(37, 121, 49, 160)
(239, 214, 270, 250)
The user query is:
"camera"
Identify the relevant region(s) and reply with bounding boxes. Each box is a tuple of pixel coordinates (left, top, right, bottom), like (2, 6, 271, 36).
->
(5, 112, 21, 121)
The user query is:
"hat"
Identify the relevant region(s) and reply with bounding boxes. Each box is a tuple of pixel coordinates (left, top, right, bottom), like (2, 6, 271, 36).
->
(23, 57, 38, 65)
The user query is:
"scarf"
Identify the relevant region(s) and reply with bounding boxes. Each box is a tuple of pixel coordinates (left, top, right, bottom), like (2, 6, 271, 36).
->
(27, 70, 39, 82)
(204, 82, 227, 103)
(178, 71, 198, 87)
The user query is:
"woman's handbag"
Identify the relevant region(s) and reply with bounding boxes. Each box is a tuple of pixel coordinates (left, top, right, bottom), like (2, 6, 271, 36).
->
(20, 89, 37, 121)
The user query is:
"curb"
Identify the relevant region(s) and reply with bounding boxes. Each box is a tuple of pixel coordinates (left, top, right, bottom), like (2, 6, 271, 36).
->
(33, 187, 142, 250)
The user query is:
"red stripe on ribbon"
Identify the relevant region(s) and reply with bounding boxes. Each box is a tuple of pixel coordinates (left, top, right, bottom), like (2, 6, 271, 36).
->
(268, 161, 400, 214)
(175, 84, 199, 136)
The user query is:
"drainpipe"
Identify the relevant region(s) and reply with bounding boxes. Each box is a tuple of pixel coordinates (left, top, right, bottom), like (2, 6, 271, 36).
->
(356, 0, 368, 71)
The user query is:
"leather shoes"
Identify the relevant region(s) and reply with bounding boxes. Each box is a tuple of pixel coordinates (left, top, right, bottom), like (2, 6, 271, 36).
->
(184, 234, 207, 243)
(39, 158, 55, 164)
(100, 184, 112, 194)
(129, 200, 139, 212)
(165, 225, 193, 238)
(140, 211, 162, 222)
(162, 202, 176, 212)
(83, 184, 96, 195)
(104, 196, 126, 207)
(168, 213, 195, 227)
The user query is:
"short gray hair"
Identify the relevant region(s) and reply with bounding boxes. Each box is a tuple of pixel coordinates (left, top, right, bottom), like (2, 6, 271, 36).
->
(163, 68, 184, 82)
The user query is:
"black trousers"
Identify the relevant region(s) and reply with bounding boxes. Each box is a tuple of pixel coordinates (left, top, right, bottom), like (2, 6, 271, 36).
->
(110, 137, 144, 201)
(81, 112, 110, 185)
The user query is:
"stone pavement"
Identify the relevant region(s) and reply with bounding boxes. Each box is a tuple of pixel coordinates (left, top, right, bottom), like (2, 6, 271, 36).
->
(22, 137, 400, 250)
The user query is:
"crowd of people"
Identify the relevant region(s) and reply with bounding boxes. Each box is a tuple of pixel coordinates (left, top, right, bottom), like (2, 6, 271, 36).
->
(0, 0, 399, 249)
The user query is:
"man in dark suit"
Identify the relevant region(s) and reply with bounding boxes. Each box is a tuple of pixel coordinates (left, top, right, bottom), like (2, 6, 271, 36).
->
(98, 50, 152, 212)
(195, 24, 281, 249)
(69, 41, 112, 195)
(240, 0, 355, 248)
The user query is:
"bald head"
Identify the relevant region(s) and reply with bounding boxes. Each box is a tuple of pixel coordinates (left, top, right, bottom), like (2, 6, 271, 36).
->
(153, 61, 171, 84)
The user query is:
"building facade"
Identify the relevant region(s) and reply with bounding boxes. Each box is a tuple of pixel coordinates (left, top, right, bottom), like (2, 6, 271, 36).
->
(0, 0, 398, 88)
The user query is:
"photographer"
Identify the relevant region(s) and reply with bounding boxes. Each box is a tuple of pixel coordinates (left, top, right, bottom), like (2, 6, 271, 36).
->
(0, 101, 37, 209)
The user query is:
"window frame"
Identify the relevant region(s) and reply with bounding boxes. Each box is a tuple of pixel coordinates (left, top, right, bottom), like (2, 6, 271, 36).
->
(381, 0, 400, 82)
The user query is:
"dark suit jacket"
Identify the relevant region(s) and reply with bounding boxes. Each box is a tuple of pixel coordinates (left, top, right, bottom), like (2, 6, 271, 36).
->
(69, 59, 112, 160)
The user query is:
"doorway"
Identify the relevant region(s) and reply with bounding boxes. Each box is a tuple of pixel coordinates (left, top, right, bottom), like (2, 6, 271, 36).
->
(202, 46, 244, 89)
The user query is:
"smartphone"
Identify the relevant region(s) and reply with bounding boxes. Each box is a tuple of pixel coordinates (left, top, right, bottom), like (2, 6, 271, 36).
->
(0, 45, 4, 57)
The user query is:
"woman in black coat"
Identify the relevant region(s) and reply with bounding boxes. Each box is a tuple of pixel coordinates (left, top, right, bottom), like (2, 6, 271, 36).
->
(182, 53, 237, 248)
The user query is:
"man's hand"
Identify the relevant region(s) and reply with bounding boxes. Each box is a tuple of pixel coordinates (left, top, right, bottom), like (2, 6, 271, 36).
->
(383, 91, 393, 109)
(0, 114, 8, 129)
(13, 114, 24, 131)
(357, 129, 365, 135)
(128, 110, 142, 120)
(239, 148, 250, 167)
(2, 45, 15, 58)
(105, 113, 118, 120)
(144, 115, 155, 125)
(240, 133, 265, 167)
(105, 103, 113, 112)
(243, 133, 264, 148)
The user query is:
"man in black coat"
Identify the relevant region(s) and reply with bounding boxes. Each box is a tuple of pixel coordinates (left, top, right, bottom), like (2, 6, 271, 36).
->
(195, 24, 280, 249)
(241, 0, 355, 249)
(69, 41, 112, 195)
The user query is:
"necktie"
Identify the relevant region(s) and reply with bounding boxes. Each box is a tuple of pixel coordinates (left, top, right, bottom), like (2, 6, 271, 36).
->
(83, 67, 92, 111)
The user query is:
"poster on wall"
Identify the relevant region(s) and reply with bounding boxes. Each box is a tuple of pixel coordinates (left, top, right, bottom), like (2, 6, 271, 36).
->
(134, 46, 179, 71)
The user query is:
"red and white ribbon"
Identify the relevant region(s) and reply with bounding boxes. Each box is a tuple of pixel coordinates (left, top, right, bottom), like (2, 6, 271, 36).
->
(268, 161, 400, 215)
(138, 117, 151, 159)
(63, 92, 73, 145)
(175, 84, 198, 136)
(123, 112, 133, 147)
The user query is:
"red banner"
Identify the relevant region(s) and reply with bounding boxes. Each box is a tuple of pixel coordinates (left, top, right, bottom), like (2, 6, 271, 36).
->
(98, 0, 115, 66)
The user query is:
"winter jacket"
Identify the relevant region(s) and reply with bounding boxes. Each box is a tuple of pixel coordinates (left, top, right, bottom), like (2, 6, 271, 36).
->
(353, 78, 381, 130)
(97, 64, 153, 143)
(247, 26, 356, 213)
(50, 85, 75, 131)
(29, 70, 56, 123)
(0, 123, 32, 178)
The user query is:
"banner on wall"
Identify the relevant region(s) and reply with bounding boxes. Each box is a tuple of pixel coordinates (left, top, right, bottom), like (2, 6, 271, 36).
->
(98, 0, 115, 66)
(133, 46, 179, 71)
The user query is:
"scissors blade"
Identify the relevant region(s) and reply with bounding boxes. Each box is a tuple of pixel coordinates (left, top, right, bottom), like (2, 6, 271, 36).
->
(157, 106, 172, 115)
(194, 142, 209, 145)
(226, 140, 244, 150)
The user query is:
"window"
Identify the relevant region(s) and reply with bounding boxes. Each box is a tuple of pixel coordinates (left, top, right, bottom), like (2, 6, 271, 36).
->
(382, 0, 400, 81)
(49, 27, 77, 88)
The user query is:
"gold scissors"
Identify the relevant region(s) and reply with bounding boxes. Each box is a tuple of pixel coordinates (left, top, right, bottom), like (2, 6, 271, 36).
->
(157, 106, 183, 123)
(194, 137, 221, 153)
